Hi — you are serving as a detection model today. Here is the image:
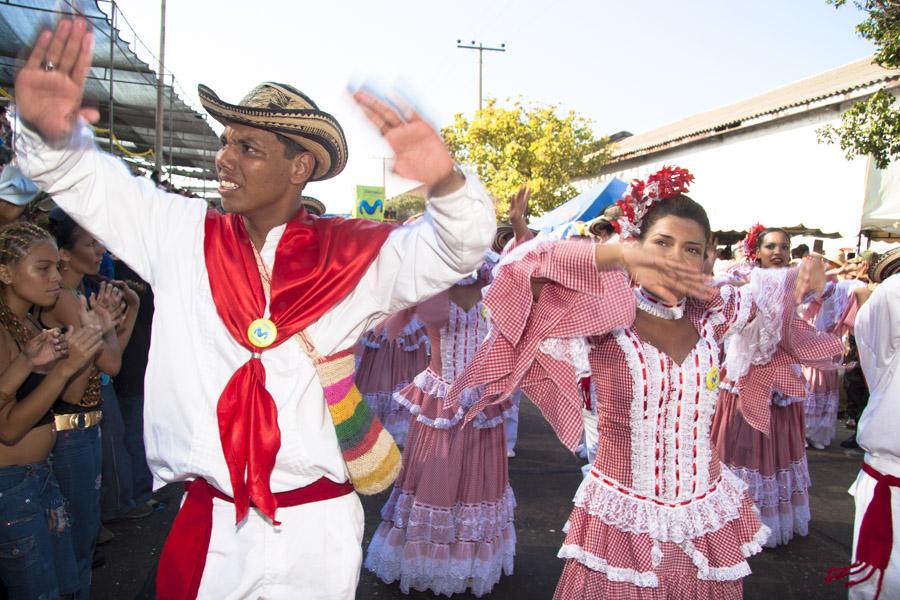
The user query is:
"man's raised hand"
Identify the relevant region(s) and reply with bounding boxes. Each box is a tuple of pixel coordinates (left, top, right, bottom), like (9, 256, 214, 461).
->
(14, 17, 98, 141)
(352, 89, 461, 195)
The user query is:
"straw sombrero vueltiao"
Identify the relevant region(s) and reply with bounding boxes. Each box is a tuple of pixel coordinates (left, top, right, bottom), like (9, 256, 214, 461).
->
(300, 195, 327, 217)
(493, 224, 515, 254)
(870, 247, 900, 283)
(198, 82, 348, 181)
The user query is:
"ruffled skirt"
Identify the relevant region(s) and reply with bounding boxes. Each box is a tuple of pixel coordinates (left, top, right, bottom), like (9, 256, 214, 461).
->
(355, 337, 429, 447)
(365, 370, 515, 597)
(711, 389, 810, 547)
(803, 367, 839, 448)
(553, 467, 767, 599)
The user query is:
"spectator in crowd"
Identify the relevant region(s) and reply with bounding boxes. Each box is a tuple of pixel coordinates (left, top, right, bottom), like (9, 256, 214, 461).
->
(43, 208, 129, 597)
(0, 221, 103, 599)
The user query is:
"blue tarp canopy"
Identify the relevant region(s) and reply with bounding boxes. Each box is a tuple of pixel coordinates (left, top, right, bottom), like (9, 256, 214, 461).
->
(528, 177, 628, 234)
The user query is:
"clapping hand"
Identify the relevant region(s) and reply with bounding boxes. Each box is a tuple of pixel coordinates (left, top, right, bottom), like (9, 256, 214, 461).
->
(89, 282, 126, 331)
(78, 293, 115, 335)
(57, 325, 103, 377)
(23, 328, 66, 370)
(14, 17, 99, 141)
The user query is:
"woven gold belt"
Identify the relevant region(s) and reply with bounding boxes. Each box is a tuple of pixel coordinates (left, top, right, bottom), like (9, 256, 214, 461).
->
(54, 410, 103, 431)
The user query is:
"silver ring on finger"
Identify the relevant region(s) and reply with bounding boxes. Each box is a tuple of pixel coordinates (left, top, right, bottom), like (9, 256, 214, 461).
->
(42, 60, 56, 72)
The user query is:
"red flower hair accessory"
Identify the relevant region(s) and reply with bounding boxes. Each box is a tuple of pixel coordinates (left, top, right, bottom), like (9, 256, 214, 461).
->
(740, 223, 766, 262)
(612, 166, 695, 239)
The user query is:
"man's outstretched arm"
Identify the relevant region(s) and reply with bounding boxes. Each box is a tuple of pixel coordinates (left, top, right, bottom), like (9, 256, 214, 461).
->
(14, 17, 206, 285)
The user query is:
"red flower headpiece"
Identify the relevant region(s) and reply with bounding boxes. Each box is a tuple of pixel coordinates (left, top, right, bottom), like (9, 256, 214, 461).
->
(611, 166, 695, 239)
(740, 223, 766, 262)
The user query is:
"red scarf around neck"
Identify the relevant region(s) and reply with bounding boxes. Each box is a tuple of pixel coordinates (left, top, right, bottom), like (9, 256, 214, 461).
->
(203, 208, 393, 523)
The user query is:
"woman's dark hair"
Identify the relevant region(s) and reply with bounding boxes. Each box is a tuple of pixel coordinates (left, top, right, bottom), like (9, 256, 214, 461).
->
(639, 194, 711, 241)
(756, 227, 790, 252)
(46, 207, 81, 250)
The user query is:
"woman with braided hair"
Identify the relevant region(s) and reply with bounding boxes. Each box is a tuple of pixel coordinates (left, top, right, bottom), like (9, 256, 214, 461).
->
(0, 221, 104, 598)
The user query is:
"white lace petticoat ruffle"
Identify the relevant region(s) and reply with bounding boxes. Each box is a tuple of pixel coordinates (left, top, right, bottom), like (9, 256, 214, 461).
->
(366, 486, 516, 597)
(394, 369, 500, 429)
(572, 465, 753, 544)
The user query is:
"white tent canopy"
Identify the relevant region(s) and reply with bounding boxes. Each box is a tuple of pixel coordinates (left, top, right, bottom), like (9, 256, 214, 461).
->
(861, 158, 900, 240)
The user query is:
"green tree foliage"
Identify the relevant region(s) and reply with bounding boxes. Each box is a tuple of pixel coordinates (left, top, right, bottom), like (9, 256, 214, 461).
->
(384, 190, 426, 222)
(818, 0, 900, 168)
(441, 98, 611, 217)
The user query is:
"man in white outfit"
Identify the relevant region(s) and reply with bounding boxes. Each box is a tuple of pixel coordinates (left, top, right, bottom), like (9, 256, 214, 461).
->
(829, 247, 900, 600)
(13, 17, 494, 599)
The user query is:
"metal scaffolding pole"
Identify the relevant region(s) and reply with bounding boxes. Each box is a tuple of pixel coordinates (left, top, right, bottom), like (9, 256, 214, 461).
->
(168, 73, 175, 171)
(154, 0, 166, 173)
(108, 1, 115, 155)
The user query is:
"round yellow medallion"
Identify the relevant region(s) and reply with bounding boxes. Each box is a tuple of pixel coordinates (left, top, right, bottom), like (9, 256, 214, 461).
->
(705, 366, 721, 391)
(247, 318, 278, 348)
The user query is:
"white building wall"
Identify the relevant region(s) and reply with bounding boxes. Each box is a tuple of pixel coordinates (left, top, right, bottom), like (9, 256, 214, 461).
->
(575, 103, 891, 253)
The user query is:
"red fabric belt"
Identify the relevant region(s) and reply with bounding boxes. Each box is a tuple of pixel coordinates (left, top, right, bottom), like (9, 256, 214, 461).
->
(156, 476, 354, 600)
(826, 463, 900, 600)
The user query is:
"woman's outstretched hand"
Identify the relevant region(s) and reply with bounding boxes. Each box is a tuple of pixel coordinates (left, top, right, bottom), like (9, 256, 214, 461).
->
(620, 244, 713, 305)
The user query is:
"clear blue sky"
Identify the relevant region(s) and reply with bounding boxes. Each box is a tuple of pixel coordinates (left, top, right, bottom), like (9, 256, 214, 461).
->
(111, 0, 875, 212)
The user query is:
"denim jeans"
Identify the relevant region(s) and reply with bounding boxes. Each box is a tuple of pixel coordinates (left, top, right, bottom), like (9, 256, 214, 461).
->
(118, 394, 153, 505)
(99, 383, 137, 519)
(52, 425, 102, 600)
(0, 460, 79, 599)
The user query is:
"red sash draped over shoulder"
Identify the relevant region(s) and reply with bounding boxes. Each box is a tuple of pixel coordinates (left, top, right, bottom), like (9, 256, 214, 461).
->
(203, 209, 393, 523)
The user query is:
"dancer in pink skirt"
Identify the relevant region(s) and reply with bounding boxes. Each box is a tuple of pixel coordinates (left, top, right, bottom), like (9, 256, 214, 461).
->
(712, 227, 842, 547)
(365, 250, 515, 597)
(355, 311, 430, 447)
(802, 276, 865, 449)
(448, 167, 843, 598)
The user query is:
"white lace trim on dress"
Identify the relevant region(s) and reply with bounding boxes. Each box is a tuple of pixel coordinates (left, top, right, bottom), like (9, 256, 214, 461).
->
(573, 466, 751, 543)
(724, 267, 790, 380)
(539, 337, 592, 377)
(557, 544, 660, 588)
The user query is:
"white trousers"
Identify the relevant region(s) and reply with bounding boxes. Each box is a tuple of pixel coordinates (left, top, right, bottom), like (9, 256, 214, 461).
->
(195, 491, 364, 600)
(849, 469, 900, 600)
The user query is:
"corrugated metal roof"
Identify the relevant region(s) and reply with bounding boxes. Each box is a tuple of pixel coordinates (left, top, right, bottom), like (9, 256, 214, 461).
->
(610, 57, 900, 161)
(0, 0, 219, 181)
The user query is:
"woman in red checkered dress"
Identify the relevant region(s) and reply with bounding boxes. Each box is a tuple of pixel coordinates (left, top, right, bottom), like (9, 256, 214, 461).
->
(712, 228, 843, 548)
(364, 253, 517, 598)
(448, 168, 842, 598)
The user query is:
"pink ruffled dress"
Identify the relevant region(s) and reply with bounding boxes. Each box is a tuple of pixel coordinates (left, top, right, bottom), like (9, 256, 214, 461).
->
(447, 240, 842, 599)
(354, 317, 430, 447)
(711, 268, 844, 548)
(802, 279, 863, 448)
(364, 288, 515, 597)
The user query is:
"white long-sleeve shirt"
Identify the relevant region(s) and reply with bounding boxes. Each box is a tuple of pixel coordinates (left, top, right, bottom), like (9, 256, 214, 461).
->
(855, 274, 900, 476)
(15, 118, 495, 494)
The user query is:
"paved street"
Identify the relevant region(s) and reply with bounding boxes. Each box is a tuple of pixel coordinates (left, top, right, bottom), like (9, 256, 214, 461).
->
(95, 398, 862, 599)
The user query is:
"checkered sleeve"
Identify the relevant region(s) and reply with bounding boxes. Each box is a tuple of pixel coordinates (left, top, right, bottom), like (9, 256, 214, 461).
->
(448, 240, 635, 449)
(722, 267, 844, 434)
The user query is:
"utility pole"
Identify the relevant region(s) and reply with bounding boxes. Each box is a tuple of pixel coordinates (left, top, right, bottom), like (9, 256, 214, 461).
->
(372, 155, 392, 191)
(154, 0, 167, 174)
(456, 40, 506, 112)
